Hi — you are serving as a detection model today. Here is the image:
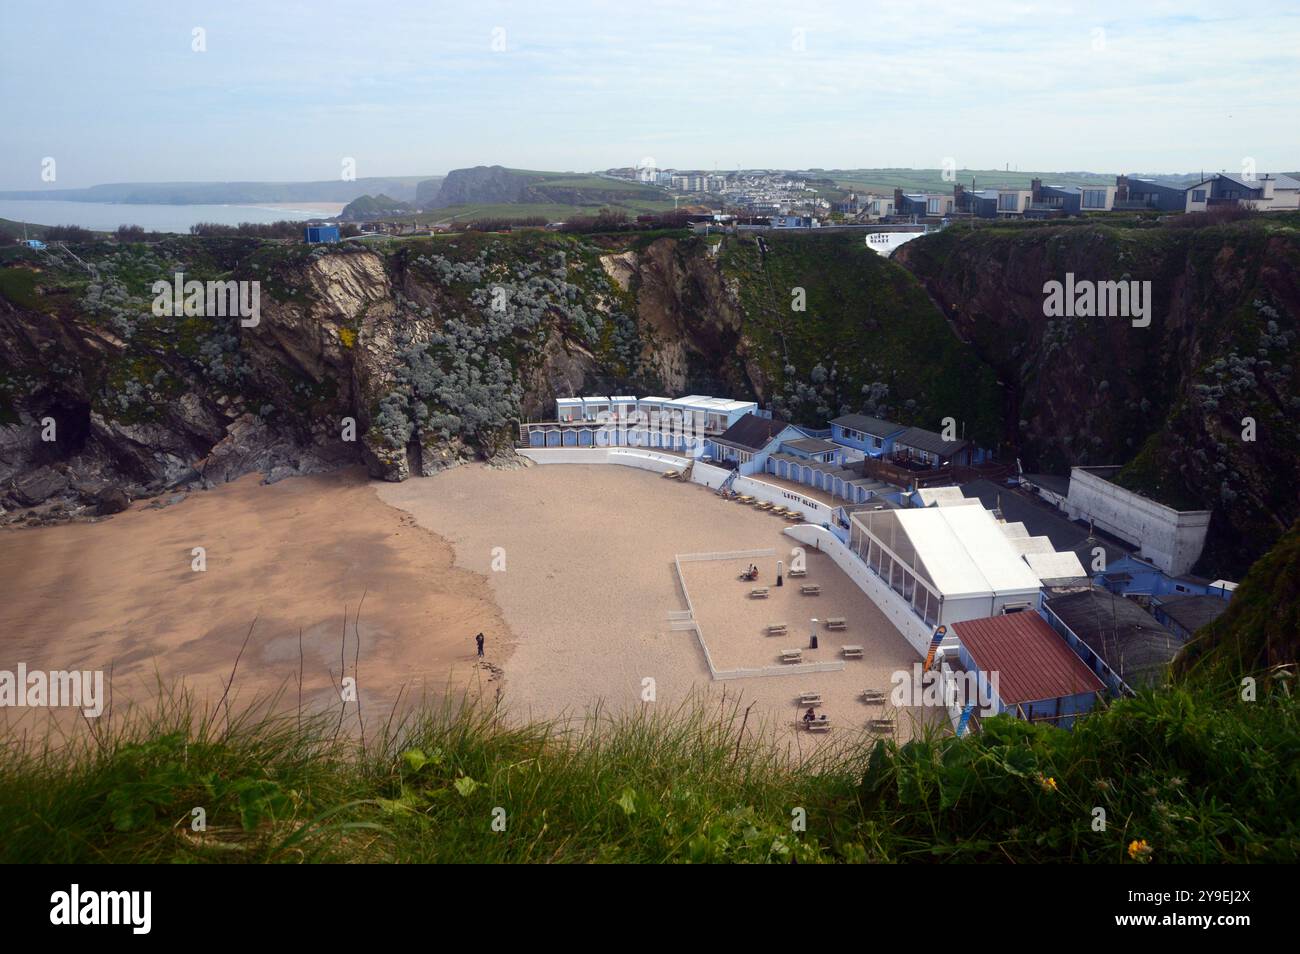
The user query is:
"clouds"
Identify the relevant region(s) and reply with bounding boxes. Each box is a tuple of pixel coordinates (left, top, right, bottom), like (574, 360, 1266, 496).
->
(0, 0, 1296, 187)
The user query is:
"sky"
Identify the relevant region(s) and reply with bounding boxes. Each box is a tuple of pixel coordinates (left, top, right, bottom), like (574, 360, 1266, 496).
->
(1, 0, 1298, 190)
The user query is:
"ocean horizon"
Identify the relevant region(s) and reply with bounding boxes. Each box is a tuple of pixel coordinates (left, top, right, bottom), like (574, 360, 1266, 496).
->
(0, 199, 342, 233)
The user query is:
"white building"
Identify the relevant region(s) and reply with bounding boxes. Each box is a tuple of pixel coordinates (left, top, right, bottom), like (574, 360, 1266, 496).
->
(847, 505, 1047, 628)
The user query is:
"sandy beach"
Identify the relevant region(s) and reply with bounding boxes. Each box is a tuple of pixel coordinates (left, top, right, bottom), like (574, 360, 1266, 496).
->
(2, 460, 928, 752)
(0, 468, 506, 735)
(379, 462, 928, 750)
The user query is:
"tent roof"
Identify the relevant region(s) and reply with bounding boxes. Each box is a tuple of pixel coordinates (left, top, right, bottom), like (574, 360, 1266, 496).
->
(879, 506, 1043, 599)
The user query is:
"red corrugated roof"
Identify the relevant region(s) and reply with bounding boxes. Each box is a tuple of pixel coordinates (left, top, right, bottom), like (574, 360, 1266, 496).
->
(952, 613, 1104, 705)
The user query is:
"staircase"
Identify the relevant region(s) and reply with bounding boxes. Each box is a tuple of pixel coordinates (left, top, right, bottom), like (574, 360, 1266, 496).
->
(718, 469, 739, 494)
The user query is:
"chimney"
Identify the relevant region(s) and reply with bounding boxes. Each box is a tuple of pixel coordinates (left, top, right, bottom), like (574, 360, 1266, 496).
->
(1115, 175, 1129, 201)
(953, 183, 966, 211)
(894, 187, 904, 210)
(1031, 178, 1042, 202)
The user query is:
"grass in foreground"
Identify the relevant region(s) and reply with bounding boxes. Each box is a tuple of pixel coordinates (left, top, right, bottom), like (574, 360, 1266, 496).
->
(1, 673, 1295, 863)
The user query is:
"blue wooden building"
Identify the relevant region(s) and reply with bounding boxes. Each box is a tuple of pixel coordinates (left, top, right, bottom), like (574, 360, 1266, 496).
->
(829, 414, 906, 458)
(304, 225, 341, 244)
(950, 612, 1105, 729)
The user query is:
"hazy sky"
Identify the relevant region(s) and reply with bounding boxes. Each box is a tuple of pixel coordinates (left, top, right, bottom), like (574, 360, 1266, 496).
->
(2, 0, 1298, 189)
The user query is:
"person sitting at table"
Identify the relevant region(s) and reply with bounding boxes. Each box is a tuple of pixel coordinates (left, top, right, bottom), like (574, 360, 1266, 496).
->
(803, 706, 816, 723)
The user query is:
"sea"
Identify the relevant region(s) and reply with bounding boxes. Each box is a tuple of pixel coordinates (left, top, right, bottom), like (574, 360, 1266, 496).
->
(0, 199, 342, 234)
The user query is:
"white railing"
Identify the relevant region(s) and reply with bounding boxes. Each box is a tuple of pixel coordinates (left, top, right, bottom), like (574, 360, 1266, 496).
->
(676, 548, 776, 563)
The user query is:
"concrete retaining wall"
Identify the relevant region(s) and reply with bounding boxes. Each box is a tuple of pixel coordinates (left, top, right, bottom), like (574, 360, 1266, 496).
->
(520, 447, 689, 473)
(1065, 467, 1211, 575)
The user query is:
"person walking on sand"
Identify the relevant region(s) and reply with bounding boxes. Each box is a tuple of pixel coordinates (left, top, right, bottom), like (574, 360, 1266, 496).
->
(475, 632, 485, 658)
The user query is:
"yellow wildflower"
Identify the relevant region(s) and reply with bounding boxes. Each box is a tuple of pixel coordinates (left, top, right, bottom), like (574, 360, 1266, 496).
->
(1128, 839, 1153, 861)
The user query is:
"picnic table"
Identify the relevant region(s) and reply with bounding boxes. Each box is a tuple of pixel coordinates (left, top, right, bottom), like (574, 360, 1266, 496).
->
(841, 645, 864, 659)
(862, 688, 887, 705)
(766, 622, 788, 636)
(798, 691, 822, 706)
(800, 584, 821, 596)
(824, 617, 846, 630)
(780, 648, 803, 664)
(749, 587, 770, 599)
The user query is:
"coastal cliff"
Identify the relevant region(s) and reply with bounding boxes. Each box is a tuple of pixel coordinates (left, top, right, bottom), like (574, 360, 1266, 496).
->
(2, 220, 1297, 578)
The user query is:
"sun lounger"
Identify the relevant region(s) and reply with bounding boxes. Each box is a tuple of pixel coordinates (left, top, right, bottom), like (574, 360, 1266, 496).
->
(770, 507, 789, 516)
(785, 512, 802, 522)
(749, 587, 770, 598)
(824, 617, 846, 630)
(755, 501, 773, 510)
(841, 645, 864, 659)
(868, 717, 896, 733)
(766, 623, 788, 635)
(798, 692, 822, 706)
(737, 495, 754, 504)
(800, 584, 821, 596)
(862, 689, 887, 705)
(780, 648, 802, 664)
(787, 568, 807, 578)
(661, 470, 679, 478)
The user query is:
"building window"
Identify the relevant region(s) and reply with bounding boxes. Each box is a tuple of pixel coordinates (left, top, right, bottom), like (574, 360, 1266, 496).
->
(1082, 189, 1107, 209)
(927, 198, 940, 215)
(1191, 190, 1206, 202)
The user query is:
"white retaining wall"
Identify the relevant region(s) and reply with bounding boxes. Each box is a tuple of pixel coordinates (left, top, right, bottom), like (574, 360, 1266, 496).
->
(784, 524, 931, 657)
(688, 463, 835, 524)
(520, 447, 689, 473)
(1065, 467, 1211, 576)
(522, 448, 835, 526)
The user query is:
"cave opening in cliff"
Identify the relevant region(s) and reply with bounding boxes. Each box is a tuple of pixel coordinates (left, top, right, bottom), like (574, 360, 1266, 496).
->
(34, 396, 91, 463)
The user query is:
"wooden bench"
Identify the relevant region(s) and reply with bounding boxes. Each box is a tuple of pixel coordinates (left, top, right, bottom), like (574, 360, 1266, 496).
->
(861, 688, 887, 705)
(800, 584, 821, 596)
(798, 692, 823, 706)
(749, 587, 770, 599)
(868, 718, 896, 733)
(824, 617, 846, 630)
(804, 719, 832, 733)
(780, 648, 803, 664)
(841, 645, 864, 659)
(766, 623, 788, 636)
(787, 567, 807, 578)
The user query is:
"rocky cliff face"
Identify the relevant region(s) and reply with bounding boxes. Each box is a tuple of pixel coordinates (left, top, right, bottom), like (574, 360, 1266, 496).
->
(895, 221, 1300, 576)
(2, 222, 1296, 578)
(427, 166, 539, 208)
